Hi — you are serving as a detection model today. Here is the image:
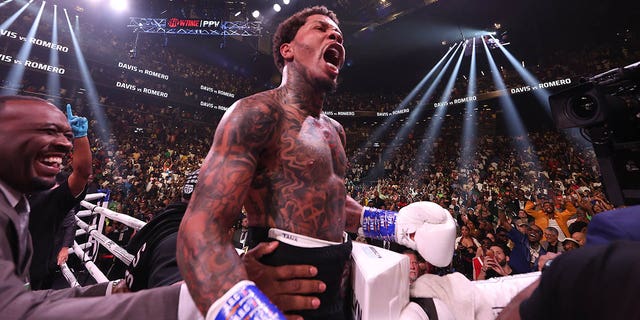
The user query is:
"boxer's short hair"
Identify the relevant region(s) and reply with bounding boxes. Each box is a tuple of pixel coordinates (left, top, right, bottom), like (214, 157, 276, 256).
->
(272, 6, 339, 72)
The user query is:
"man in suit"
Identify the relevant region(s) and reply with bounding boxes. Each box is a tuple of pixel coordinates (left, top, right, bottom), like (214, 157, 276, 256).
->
(0, 95, 184, 318)
(0, 95, 324, 319)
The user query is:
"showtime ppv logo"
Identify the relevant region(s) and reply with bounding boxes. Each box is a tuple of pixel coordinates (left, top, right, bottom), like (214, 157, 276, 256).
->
(167, 18, 221, 29)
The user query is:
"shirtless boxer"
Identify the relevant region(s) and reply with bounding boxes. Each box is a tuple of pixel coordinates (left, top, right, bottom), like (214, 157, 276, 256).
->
(177, 6, 451, 320)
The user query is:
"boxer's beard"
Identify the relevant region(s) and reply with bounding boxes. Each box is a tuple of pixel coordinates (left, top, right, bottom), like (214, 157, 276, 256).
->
(318, 78, 338, 93)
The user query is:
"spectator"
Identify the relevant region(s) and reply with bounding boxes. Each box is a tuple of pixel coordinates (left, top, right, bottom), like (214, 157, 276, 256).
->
(525, 196, 576, 241)
(540, 227, 564, 254)
(477, 243, 513, 280)
(562, 238, 581, 251)
(403, 249, 421, 285)
(455, 225, 481, 279)
(571, 231, 586, 246)
(498, 211, 546, 274)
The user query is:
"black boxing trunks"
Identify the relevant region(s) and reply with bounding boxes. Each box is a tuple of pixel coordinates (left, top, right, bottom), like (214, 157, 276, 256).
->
(125, 202, 186, 291)
(247, 227, 353, 320)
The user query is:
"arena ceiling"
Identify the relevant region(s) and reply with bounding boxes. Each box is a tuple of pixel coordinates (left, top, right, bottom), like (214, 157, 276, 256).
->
(82, 0, 637, 92)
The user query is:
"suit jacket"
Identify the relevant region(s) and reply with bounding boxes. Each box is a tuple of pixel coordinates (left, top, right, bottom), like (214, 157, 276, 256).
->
(28, 181, 84, 287)
(0, 181, 181, 319)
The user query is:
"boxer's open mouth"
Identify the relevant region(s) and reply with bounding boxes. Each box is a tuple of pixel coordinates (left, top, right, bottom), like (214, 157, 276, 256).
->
(323, 43, 344, 70)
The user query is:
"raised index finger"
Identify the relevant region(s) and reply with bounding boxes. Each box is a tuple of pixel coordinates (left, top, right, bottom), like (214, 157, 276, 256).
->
(66, 104, 73, 119)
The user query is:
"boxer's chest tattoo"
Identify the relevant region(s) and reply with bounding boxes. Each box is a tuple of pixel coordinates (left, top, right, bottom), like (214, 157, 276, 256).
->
(253, 114, 347, 240)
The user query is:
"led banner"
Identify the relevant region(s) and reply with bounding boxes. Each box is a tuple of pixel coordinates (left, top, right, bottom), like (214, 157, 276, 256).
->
(115, 81, 169, 98)
(199, 101, 229, 111)
(200, 85, 235, 98)
(0, 28, 70, 53)
(0, 53, 65, 74)
(117, 61, 169, 80)
(167, 18, 222, 30)
(509, 78, 572, 94)
(110, 69, 238, 107)
(432, 78, 573, 108)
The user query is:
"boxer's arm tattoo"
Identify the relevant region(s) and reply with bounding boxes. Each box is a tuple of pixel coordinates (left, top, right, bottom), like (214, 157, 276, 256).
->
(177, 96, 279, 314)
(345, 210, 361, 232)
(344, 195, 363, 233)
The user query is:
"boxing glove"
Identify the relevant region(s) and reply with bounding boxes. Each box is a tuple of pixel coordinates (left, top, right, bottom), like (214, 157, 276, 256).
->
(361, 201, 456, 267)
(205, 280, 285, 320)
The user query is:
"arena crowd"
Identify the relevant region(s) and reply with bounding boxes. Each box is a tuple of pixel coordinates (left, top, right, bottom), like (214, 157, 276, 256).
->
(0, 2, 636, 312)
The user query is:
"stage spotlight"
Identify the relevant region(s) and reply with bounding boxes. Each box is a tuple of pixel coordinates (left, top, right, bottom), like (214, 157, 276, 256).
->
(273, 4, 281, 12)
(494, 22, 501, 29)
(110, 0, 127, 12)
(252, 10, 260, 18)
(283, 0, 290, 4)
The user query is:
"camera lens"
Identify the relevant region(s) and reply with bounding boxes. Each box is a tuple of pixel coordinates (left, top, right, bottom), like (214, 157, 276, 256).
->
(569, 95, 598, 120)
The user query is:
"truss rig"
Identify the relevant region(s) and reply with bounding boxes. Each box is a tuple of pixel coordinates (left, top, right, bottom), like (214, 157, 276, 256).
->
(128, 17, 263, 37)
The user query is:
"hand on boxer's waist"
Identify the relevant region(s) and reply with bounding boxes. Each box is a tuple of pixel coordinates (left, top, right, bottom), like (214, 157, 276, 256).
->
(243, 241, 325, 313)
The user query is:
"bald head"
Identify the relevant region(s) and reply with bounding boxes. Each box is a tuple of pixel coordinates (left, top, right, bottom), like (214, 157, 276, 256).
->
(0, 95, 73, 193)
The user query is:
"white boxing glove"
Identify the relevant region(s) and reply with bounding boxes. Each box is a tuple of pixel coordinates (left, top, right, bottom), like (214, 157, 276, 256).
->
(204, 280, 285, 320)
(361, 201, 456, 267)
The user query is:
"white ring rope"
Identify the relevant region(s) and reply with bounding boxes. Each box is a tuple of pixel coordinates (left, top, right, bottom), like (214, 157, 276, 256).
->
(84, 193, 108, 202)
(79, 200, 147, 231)
(60, 262, 81, 288)
(64, 193, 149, 287)
(68, 193, 244, 287)
(75, 217, 135, 265)
(76, 209, 95, 218)
(72, 241, 109, 283)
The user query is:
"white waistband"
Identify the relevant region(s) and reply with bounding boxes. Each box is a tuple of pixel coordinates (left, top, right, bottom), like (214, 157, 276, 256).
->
(268, 228, 348, 248)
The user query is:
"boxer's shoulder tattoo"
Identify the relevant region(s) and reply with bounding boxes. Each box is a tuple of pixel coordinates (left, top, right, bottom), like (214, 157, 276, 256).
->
(219, 94, 281, 151)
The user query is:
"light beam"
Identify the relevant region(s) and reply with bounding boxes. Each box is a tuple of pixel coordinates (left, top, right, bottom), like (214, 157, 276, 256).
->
(413, 40, 467, 170)
(459, 37, 478, 170)
(1, 1, 45, 95)
(63, 8, 112, 145)
(47, 3, 61, 106)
